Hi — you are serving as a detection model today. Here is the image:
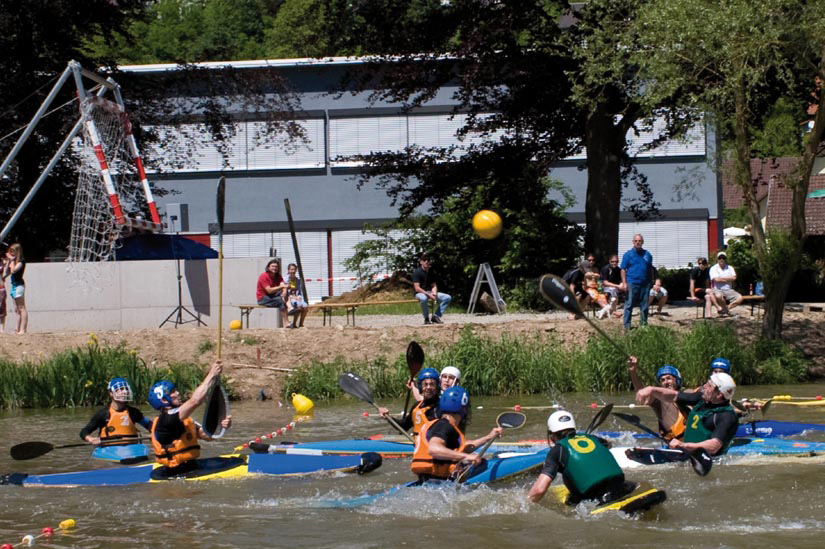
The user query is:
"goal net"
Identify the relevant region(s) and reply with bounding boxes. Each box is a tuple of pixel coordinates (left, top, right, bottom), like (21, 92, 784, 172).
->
(68, 96, 161, 263)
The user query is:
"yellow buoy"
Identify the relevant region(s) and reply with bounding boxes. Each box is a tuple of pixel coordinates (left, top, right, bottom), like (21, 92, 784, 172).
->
(472, 210, 503, 239)
(58, 519, 76, 530)
(229, 319, 242, 331)
(292, 393, 315, 414)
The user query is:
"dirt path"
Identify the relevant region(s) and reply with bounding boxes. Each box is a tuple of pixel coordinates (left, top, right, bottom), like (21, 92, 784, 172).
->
(1, 305, 822, 399)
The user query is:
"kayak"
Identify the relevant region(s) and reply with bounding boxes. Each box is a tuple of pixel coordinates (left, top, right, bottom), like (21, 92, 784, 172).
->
(0, 452, 382, 487)
(549, 481, 666, 516)
(264, 439, 543, 458)
(325, 448, 549, 508)
(600, 420, 825, 440)
(92, 444, 150, 463)
(612, 437, 825, 469)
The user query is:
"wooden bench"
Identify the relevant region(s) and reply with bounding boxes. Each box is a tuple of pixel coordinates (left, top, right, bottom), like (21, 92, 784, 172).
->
(238, 305, 277, 329)
(308, 299, 419, 326)
(691, 294, 765, 318)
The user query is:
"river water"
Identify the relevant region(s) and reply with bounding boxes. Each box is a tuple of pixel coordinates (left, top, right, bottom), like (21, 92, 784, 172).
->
(2, 385, 824, 548)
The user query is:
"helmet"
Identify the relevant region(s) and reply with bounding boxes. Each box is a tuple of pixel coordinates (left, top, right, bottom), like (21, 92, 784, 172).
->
(709, 372, 736, 400)
(439, 387, 469, 416)
(547, 410, 576, 434)
(107, 377, 133, 402)
(148, 381, 176, 410)
(440, 366, 461, 384)
(710, 357, 731, 374)
(656, 365, 682, 389)
(417, 368, 440, 390)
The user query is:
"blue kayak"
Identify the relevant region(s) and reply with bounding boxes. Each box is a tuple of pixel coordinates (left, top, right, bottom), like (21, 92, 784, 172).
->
(92, 444, 150, 463)
(265, 439, 543, 457)
(600, 419, 825, 441)
(0, 452, 382, 487)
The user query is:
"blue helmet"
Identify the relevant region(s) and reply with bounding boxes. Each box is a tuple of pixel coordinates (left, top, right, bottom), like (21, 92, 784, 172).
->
(418, 368, 440, 390)
(148, 381, 176, 410)
(710, 358, 731, 374)
(439, 386, 469, 417)
(107, 377, 133, 402)
(656, 365, 682, 389)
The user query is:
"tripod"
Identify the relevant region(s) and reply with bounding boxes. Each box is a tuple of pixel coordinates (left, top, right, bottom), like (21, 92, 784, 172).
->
(159, 216, 207, 328)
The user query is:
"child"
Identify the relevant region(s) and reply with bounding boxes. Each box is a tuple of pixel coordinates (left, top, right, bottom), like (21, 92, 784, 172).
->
(283, 263, 308, 328)
(584, 271, 612, 320)
(649, 278, 669, 315)
(4, 243, 26, 334)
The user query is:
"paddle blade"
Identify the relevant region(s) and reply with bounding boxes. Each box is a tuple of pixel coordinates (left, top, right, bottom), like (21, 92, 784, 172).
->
(338, 372, 374, 405)
(356, 452, 383, 475)
(216, 176, 226, 233)
(10, 441, 54, 461)
(202, 381, 229, 439)
(586, 404, 614, 434)
(406, 341, 425, 378)
(496, 411, 526, 430)
(539, 274, 583, 317)
(690, 451, 713, 476)
(760, 399, 773, 417)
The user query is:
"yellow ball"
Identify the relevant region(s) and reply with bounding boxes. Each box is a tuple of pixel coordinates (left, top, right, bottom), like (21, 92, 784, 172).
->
(472, 210, 503, 239)
(229, 319, 242, 331)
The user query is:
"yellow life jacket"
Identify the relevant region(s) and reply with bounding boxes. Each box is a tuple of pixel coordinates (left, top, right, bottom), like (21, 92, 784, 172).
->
(411, 418, 466, 478)
(151, 414, 201, 468)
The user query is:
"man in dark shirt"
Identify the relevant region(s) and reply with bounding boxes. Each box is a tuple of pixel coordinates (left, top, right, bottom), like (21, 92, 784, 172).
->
(636, 372, 738, 456)
(689, 257, 716, 317)
(412, 252, 451, 325)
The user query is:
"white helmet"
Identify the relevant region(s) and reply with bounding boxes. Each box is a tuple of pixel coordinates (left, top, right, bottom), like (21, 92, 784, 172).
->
(547, 410, 576, 434)
(440, 366, 461, 382)
(710, 372, 736, 400)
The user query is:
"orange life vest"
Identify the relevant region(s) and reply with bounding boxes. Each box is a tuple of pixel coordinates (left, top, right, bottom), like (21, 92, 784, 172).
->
(411, 402, 434, 436)
(660, 406, 687, 442)
(100, 405, 140, 441)
(411, 418, 466, 478)
(151, 414, 201, 468)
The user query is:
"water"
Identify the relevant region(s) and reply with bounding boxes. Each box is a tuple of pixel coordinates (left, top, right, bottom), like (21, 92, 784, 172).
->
(2, 385, 825, 547)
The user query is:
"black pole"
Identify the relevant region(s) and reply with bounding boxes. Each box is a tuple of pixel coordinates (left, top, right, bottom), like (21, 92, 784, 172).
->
(284, 199, 309, 301)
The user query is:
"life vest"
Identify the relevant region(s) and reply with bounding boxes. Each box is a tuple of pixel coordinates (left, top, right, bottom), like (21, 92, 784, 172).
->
(683, 401, 736, 455)
(659, 405, 687, 442)
(411, 418, 466, 478)
(411, 401, 435, 436)
(99, 405, 140, 441)
(151, 414, 201, 468)
(557, 434, 624, 497)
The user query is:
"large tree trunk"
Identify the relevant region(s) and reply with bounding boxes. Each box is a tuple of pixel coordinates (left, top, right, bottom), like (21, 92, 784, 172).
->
(583, 110, 625, 264)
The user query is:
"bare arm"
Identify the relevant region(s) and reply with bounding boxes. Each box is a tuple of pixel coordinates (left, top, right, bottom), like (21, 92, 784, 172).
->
(463, 427, 503, 453)
(670, 437, 722, 455)
(178, 361, 222, 420)
(627, 356, 645, 391)
(636, 386, 678, 405)
(528, 473, 553, 503)
(428, 435, 480, 464)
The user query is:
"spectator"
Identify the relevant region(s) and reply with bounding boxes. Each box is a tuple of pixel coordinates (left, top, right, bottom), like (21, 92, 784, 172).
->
(689, 257, 719, 317)
(584, 271, 612, 320)
(4, 243, 27, 334)
(709, 251, 743, 316)
(0, 248, 6, 333)
(620, 234, 653, 331)
(563, 260, 592, 319)
(412, 252, 451, 325)
(283, 263, 308, 329)
(256, 259, 288, 327)
(648, 278, 669, 315)
(600, 254, 624, 318)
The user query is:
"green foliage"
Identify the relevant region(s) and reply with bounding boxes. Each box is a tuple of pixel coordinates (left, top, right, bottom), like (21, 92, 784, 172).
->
(345, 175, 583, 310)
(197, 339, 216, 355)
(725, 238, 760, 292)
(0, 338, 208, 409)
(285, 323, 810, 400)
(723, 207, 751, 229)
(655, 268, 690, 300)
(750, 97, 805, 158)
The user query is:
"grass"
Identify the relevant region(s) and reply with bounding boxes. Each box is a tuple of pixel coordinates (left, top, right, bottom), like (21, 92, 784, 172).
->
(196, 339, 216, 355)
(0, 335, 219, 410)
(284, 323, 810, 401)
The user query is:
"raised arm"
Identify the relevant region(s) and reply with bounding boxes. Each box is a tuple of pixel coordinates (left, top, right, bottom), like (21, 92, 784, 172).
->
(178, 361, 222, 420)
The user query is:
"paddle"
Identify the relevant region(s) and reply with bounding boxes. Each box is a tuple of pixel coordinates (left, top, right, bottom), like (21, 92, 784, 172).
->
(539, 274, 626, 356)
(11, 437, 149, 461)
(585, 403, 614, 434)
(454, 411, 527, 483)
(614, 412, 712, 476)
(216, 175, 226, 359)
(338, 372, 415, 443)
(401, 341, 425, 422)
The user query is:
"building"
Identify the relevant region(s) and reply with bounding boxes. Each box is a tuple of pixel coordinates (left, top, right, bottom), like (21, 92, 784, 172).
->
(120, 57, 723, 300)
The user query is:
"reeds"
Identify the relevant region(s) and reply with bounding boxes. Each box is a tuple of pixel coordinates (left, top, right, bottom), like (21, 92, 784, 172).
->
(286, 323, 809, 400)
(0, 335, 208, 410)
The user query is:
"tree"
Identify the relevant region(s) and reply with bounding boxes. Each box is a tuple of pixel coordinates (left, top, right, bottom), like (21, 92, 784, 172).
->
(330, 0, 695, 267)
(637, 0, 825, 339)
(0, 0, 145, 258)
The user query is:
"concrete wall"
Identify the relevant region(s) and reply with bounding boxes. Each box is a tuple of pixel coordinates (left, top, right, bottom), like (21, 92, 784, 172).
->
(11, 258, 283, 333)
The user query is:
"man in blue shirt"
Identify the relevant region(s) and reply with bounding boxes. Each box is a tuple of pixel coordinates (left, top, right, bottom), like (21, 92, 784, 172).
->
(620, 234, 653, 331)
